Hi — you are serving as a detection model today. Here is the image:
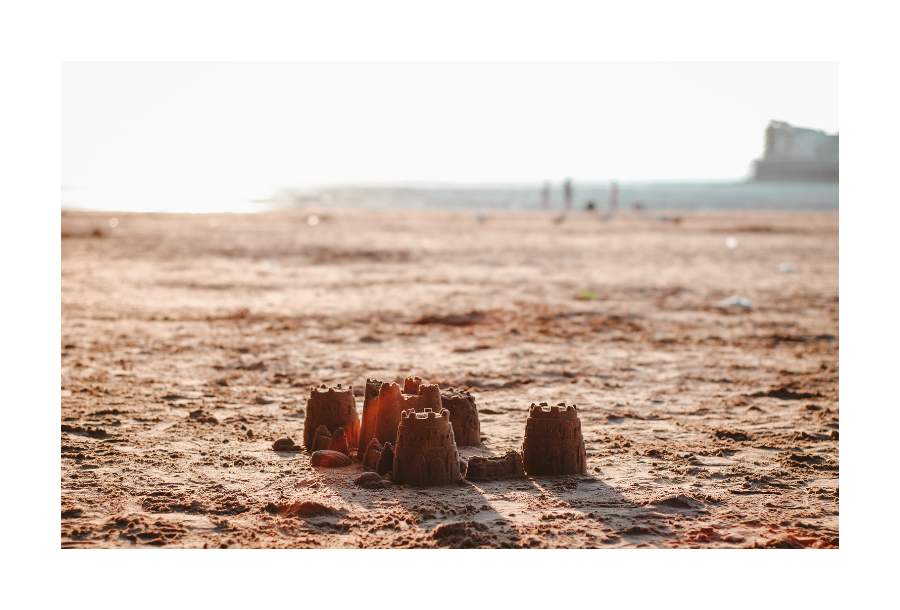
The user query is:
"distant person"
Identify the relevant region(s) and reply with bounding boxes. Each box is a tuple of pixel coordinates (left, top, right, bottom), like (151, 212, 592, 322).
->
(563, 178, 573, 214)
(607, 180, 619, 219)
(540, 181, 551, 210)
(585, 201, 596, 212)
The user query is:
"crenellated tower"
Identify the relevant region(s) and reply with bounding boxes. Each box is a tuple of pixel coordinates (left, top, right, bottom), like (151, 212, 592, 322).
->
(392, 407, 462, 486)
(522, 402, 586, 476)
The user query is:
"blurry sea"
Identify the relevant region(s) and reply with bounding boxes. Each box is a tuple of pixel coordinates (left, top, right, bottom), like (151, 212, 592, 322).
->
(62, 181, 839, 214)
(285, 181, 839, 212)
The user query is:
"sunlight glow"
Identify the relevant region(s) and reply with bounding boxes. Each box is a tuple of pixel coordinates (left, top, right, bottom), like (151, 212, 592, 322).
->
(63, 62, 838, 212)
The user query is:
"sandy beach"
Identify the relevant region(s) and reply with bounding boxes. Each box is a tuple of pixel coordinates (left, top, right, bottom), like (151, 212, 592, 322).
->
(60, 207, 838, 548)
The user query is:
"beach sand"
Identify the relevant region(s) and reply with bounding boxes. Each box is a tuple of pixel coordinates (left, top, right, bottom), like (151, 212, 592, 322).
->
(61, 207, 839, 548)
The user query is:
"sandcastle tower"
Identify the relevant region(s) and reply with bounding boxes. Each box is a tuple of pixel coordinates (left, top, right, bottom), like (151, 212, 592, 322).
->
(522, 402, 586, 476)
(362, 437, 394, 475)
(440, 388, 481, 446)
(357, 377, 442, 458)
(362, 437, 383, 470)
(393, 408, 462, 486)
(303, 384, 360, 451)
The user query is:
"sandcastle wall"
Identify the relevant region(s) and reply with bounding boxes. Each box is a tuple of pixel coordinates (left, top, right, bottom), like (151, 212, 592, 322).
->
(465, 451, 525, 480)
(522, 402, 587, 476)
(393, 408, 462, 486)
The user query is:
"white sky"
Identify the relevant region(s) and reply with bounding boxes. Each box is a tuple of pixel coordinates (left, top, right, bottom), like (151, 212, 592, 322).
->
(62, 62, 838, 211)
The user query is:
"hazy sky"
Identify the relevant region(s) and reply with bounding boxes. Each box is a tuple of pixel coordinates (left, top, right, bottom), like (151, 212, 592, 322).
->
(62, 62, 838, 211)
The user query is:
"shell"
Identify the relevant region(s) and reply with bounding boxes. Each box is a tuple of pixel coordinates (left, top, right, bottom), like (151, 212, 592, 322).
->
(310, 450, 352, 467)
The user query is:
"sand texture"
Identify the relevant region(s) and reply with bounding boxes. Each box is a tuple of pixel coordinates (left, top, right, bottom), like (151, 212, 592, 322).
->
(61, 208, 839, 548)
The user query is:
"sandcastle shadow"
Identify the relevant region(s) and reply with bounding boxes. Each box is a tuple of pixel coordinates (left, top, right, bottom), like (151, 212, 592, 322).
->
(516, 473, 678, 547)
(325, 467, 678, 548)
(328, 469, 522, 548)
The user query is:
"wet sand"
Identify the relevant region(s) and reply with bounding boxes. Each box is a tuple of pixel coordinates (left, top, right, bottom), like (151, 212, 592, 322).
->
(60, 207, 838, 548)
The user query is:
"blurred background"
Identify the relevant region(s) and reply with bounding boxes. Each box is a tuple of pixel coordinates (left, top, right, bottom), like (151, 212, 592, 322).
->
(62, 62, 838, 214)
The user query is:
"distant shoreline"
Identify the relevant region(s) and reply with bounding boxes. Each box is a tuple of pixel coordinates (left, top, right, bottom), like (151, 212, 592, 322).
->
(62, 180, 839, 214)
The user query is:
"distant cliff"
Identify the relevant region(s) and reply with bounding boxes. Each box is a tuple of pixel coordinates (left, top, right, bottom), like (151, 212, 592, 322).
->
(753, 120, 838, 182)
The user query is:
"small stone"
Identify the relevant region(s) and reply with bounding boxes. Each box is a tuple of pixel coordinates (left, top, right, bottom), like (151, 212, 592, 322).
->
(272, 438, 295, 451)
(355, 472, 382, 486)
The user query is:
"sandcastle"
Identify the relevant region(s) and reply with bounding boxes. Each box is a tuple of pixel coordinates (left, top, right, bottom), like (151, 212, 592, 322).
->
(304, 384, 360, 452)
(357, 377, 442, 458)
(440, 388, 481, 446)
(522, 402, 586, 476)
(286, 377, 589, 483)
(392, 407, 462, 486)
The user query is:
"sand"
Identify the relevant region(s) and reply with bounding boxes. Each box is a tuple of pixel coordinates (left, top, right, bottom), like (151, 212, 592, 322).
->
(60, 207, 839, 548)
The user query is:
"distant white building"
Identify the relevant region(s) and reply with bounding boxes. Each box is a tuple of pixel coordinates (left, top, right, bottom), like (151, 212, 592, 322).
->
(754, 121, 838, 181)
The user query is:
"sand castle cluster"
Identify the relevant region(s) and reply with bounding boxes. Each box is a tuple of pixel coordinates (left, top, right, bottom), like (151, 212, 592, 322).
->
(272, 376, 586, 487)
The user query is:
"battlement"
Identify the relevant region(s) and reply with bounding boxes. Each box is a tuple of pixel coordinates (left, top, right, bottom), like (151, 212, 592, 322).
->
(443, 387, 473, 399)
(403, 376, 423, 394)
(377, 380, 441, 407)
(415, 383, 442, 404)
(400, 407, 450, 426)
(529, 402, 579, 419)
(310, 383, 353, 399)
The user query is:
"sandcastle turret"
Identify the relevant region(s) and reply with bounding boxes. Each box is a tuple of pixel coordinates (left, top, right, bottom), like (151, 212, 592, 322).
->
(311, 424, 333, 451)
(362, 437, 383, 471)
(392, 407, 462, 486)
(303, 384, 360, 451)
(522, 402, 586, 476)
(440, 387, 481, 446)
(356, 376, 443, 459)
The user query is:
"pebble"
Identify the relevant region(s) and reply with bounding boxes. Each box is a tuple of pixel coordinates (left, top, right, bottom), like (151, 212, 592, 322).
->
(273, 438, 301, 451)
(355, 472, 382, 486)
